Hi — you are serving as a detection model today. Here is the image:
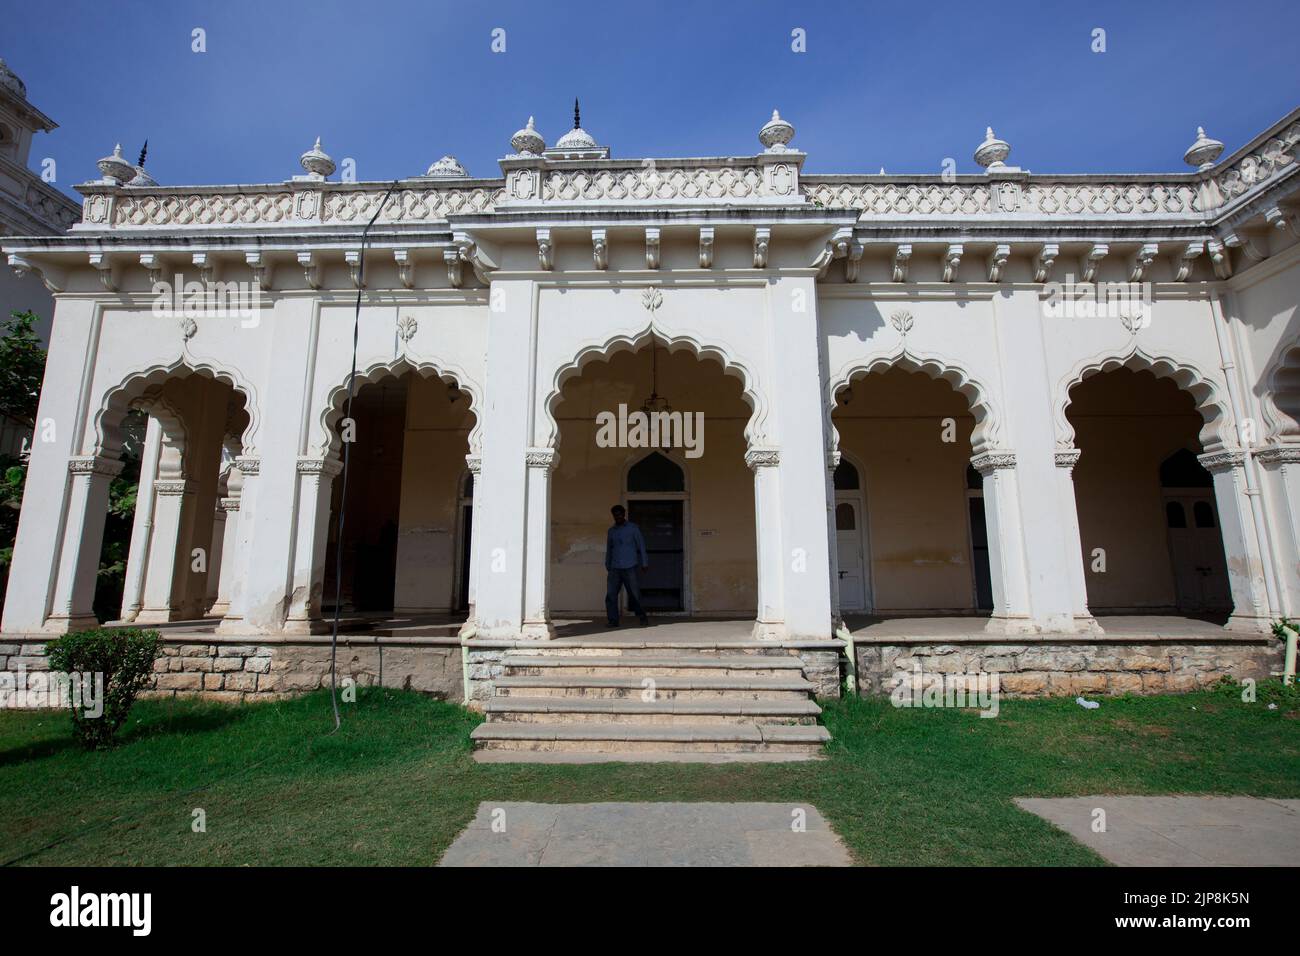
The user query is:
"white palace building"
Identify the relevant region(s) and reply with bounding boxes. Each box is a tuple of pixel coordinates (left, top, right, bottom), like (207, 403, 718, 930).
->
(2, 100, 1298, 754)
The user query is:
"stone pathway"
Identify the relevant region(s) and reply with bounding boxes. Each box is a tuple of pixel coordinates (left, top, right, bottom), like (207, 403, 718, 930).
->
(438, 801, 852, 866)
(1016, 795, 1300, 866)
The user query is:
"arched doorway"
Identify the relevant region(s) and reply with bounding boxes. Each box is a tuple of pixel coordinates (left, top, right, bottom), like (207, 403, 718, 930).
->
(1159, 449, 1231, 611)
(548, 342, 755, 619)
(322, 371, 475, 616)
(1066, 367, 1231, 616)
(832, 366, 986, 616)
(625, 451, 688, 612)
(832, 459, 870, 611)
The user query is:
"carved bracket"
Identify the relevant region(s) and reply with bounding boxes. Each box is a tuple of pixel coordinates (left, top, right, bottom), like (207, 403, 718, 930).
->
(192, 252, 214, 286)
(752, 227, 770, 269)
(699, 227, 714, 268)
(344, 250, 365, 289)
(986, 244, 1010, 283)
(297, 251, 320, 290)
(1082, 243, 1108, 283)
(139, 253, 162, 287)
(1033, 243, 1058, 283)
(246, 252, 273, 291)
(444, 248, 463, 288)
(645, 227, 660, 270)
(88, 252, 117, 292)
(892, 244, 912, 283)
(941, 244, 963, 283)
(1174, 241, 1204, 282)
(1130, 243, 1159, 283)
(392, 249, 414, 289)
(536, 229, 553, 271)
(591, 228, 608, 270)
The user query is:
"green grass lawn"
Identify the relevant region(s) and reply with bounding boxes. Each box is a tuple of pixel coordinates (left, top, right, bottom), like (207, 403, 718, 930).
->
(2, 685, 1297, 866)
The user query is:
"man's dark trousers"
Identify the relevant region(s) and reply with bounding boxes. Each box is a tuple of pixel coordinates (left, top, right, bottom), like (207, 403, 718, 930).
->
(606, 567, 646, 625)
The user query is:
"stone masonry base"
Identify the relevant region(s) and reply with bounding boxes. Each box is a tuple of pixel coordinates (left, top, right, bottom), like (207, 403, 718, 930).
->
(0, 636, 464, 705)
(854, 637, 1283, 697)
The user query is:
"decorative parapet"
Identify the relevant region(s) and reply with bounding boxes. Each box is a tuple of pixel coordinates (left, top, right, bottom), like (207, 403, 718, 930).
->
(61, 109, 1300, 233)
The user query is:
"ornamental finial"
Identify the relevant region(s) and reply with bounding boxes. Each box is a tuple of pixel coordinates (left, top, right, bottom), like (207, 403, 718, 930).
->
(96, 142, 135, 183)
(510, 116, 546, 156)
(973, 126, 1011, 170)
(299, 136, 336, 179)
(758, 109, 795, 152)
(1183, 126, 1224, 170)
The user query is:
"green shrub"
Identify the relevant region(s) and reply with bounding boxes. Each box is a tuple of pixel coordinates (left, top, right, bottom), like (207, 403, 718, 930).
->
(44, 628, 162, 749)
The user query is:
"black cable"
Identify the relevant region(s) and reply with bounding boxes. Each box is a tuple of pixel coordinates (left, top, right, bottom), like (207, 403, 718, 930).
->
(327, 181, 399, 733)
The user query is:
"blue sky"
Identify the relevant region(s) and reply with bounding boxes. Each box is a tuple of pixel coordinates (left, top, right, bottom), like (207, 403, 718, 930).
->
(7, 0, 1300, 199)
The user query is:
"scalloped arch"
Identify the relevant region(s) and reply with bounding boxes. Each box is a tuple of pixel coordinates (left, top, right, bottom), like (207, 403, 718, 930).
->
(94, 357, 260, 460)
(1054, 347, 1231, 452)
(542, 324, 770, 449)
(827, 347, 1003, 455)
(316, 355, 483, 458)
(1261, 337, 1300, 442)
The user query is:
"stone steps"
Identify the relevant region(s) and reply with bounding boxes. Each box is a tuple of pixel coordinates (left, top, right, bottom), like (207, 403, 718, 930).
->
(472, 647, 831, 762)
(494, 674, 815, 701)
(470, 721, 830, 755)
(500, 654, 804, 679)
(484, 696, 821, 724)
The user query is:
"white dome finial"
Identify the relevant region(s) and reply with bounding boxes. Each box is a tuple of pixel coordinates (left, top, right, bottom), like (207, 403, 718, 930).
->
(759, 109, 795, 152)
(1183, 126, 1224, 170)
(974, 127, 1011, 170)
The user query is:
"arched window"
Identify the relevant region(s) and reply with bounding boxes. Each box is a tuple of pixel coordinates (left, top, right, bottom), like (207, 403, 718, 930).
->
(1159, 448, 1213, 488)
(461, 472, 474, 499)
(1165, 501, 1187, 528)
(627, 452, 684, 492)
(965, 464, 983, 490)
(835, 502, 856, 530)
(1193, 501, 1216, 528)
(833, 460, 860, 490)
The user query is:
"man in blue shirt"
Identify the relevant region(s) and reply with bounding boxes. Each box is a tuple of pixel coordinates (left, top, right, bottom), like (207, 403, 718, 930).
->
(605, 504, 649, 627)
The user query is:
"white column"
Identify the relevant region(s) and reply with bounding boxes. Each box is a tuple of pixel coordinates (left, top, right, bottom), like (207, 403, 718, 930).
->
(748, 447, 785, 639)
(135, 478, 196, 623)
(45, 456, 124, 633)
(971, 451, 1033, 633)
(1054, 448, 1097, 629)
(1256, 446, 1300, 617)
(208, 480, 242, 618)
(1200, 450, 1271, 631)
(215, 456, 261, 633)
(2, 299, 99, 635)
(284, 456, 342, 633)
(765, 274, 835, 640)
(120, 415, 163, 622)
(461, 454, 482, 629)
(204, 505, 227, 614)
(520, 448, 556, 639)
(473, 279, 534, 638)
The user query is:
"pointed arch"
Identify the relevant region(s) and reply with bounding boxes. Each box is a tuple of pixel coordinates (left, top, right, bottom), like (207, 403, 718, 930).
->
(1261, 336, 1300, 443)
(315, 355, 483, 458)
(542, 324, 770, 450)
(827, 347, 1003, 455)
(93, 356, 260, 460)
(1054, 346, 1231, 453)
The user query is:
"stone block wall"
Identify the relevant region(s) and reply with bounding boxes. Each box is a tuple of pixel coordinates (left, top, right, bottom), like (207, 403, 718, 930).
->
(0, 637, 463, 706)
(854, 639, 1282, 698)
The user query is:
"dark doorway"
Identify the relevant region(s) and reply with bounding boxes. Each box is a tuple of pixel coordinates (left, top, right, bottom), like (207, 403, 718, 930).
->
(966, 465, 993, 610)
(627, 499, 684, 611)
(458, 503, 472, 611)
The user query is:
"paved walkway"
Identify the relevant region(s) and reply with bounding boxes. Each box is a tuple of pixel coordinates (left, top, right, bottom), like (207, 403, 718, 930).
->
(1016, 796, 1300, 866)
(438, 802, 852, 866)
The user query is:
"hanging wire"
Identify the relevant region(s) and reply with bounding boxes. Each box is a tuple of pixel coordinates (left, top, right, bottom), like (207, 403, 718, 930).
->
(327, 180, 399, 733)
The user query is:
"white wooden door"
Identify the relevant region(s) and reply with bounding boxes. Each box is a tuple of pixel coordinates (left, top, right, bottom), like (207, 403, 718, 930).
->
(835, 498, 867, 611)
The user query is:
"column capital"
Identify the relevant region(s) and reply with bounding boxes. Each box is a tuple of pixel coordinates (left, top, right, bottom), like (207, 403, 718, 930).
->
(525, 447, 557, 470)
(296, 456, 343, 477)
(745, 446, 781, 470)
(234, 455, 262, 477)
(1197, 449, 1247, 474)
(1054, 448, 1081, 470)
(826, 448, 842, 471)
(465, 454, 482, 474)
(1255, 445, 1300, 465)
(971, 450, 1016, 474)
(154, 478, 196, 496)
(218, 497, 241, 513)
(67, 455, 124, 478)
